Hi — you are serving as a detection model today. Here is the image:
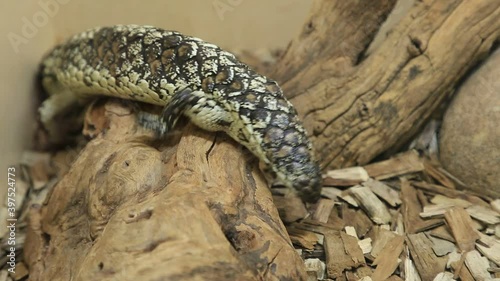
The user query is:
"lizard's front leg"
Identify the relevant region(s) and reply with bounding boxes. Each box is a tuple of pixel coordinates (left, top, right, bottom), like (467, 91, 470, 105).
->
(138, 87, 233, 137)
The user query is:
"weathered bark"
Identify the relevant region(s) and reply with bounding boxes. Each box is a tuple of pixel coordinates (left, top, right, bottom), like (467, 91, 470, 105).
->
(273, 0, 500, 169)
(25, 100, 307, 281)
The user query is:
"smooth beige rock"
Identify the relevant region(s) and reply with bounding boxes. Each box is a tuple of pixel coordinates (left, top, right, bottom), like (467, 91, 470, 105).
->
(440, 49, 500, 199)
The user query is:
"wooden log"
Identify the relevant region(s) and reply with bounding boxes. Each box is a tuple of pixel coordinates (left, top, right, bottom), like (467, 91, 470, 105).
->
(24, 100, 307, 281)
(272, 0, 500, 168)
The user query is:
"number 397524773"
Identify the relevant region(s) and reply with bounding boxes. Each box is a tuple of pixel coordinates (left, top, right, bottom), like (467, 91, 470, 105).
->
(7, 167, 16, 216)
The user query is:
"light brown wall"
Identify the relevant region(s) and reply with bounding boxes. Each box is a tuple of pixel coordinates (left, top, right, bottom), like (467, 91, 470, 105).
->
(53, 0, 311, 49)
(0, 0, 312, 201)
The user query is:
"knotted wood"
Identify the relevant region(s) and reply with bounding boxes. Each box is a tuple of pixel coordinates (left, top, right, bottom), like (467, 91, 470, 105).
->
(25, 100, 307, 281)
(273, 0, 500, 169)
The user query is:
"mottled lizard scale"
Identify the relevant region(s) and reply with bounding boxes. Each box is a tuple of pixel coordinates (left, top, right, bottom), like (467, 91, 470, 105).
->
(40, 25, 322, 202)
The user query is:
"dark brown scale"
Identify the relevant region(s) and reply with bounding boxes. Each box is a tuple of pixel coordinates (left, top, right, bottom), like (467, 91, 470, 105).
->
(201, 76, 215, 93)
(149, 60, 162, 76)
(245, 92, 258, 102)
(102, 50, 115, 67)
(111, 37, 122, 54)
(215, 67, 234, 84)
(90, 56, 100, 69)
(145, 44, 161, 63)
(176, 43, 195, 60)
(265, 82, 280, 96)
(230, 80, 243, 91)
(96, 42, 106, 59)
(161, 49, 175, 65)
